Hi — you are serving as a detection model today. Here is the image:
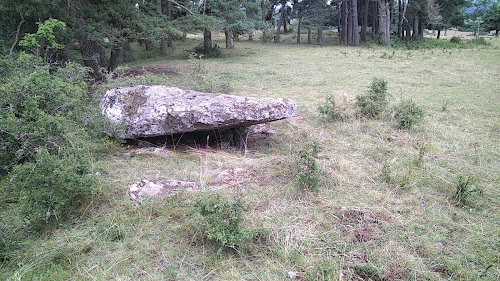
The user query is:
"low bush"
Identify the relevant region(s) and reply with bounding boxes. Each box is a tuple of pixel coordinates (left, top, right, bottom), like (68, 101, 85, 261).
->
(355, 78, 389, 119)
(187, 54, 232, 94)
(450, 36, 463, 44)
(294, 138, 322, 192)
(454, 175, 482, 206)
(318, 95, 348, 122)
(198, 194, 248, 249)
(392, 99, 425, 130)
(193, 43, 222, 58)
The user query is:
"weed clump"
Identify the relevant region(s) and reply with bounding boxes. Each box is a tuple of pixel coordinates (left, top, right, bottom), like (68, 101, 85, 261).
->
(318, 95, 347, 122)
(193, 43, 222, 58)
(294, 138, 322, 192)
(454, 175, 482, 206)
(355, 78, 389, 119)
(450, 36, 463, 44)
(392, 99, 425, 130)
(188, 54, 232, 94)
(198, 194, 247, 249)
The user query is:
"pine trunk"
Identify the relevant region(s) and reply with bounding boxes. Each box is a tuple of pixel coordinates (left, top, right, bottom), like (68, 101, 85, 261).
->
(412, 16, 418, 39)
(203, 29, 212, 51)
(371, 1, 378, 38)
(351, 0, 359, 45)
(347, 0, 352, 44)
(275, 12, 282, 43)
(160, 38, 167, 54)
(398, 0, 402, 38)
(418, 21, 424, 37)
(262, 0, 267, 43)
(378, 0, 391, 44)
(361, 0, 369, 41)
(307, 28, 312, 44)
(108, 46, 124, 72)
(145, 40, 153, 51)
(297, 18, 301, 44)
(225, 29, 234, 48)
(167, 0, 173, 47)
(437, 29, 441, 39)
(338, 1, 342, 44)
(317, 26, 323, 44)
(283, 6, 287, 33)
(342, 0, 349, 44)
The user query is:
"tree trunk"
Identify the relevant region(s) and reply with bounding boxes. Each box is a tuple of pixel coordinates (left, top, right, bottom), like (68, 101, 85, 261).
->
(342, 0, 349, 44)
(249, 32, 253, 40)
(351, 0, 359, 45)
(79, 39, 104, 80)
(338, 1, 343, 44)
(108, 46, 124, 72)
(160, 38, 167, 54)
(347, 0, 352, 44)
(275, 11, 282, 43)
(371, 1, 378, 38)
(167, 0, 173, 48)
(234, 32, 239, 41)
(282, 6, 287, 33)
(437, 29, 441, 39)
(145, 40, 153, 51)
(307, 27, 312, 44)
(361, 0, 369, 41)
(262, 0, 267, 43)
(496, 30, 499, 37)
(405, 22, 412, 40)
(398, 0, 402, 38)
(297, 17, 301, 44)
(225, 29, 234, 48)
(317, 26, 323, 44)
(203, 29, 212, 51)
(418, 20, 424, 37)
(378, 0, 391, 44)
(412, 16, 418, 39)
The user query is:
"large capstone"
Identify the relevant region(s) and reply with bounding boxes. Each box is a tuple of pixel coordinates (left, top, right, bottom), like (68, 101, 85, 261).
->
(100, 85, 298, 139)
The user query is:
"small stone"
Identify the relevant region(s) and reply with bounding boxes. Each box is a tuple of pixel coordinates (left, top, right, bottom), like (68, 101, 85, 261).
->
(387, 135, 399, 142)
(264, 129, 278, 135)
(287, 271, 299, 279)
(128, 179, 199, 203)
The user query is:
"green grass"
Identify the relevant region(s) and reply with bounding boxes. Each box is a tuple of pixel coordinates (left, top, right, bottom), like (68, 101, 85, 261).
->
(2, 32, 499, 280)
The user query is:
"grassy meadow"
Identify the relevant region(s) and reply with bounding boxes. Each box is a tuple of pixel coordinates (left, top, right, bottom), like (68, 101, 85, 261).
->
(2, 32, 499, 280)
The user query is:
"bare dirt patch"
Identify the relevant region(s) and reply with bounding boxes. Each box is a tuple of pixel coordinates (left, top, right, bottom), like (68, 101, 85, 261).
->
(122, 64, 183, 77)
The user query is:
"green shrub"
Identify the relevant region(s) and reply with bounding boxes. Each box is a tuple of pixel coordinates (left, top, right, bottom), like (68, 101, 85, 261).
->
(472, 37, 490, 46)
(355, 78, 389, 119)
(193, 43, 222, 58)
(318, 95, 347, 122)
(454, 175, 482, 206)
(0, 53, 109, 175)
(392, 99, 425, 130)
(294, 139, 322, 192)
(10, 147, 98, 226)
(198, 194, 247, 249)
(450, 36, 463, 44)
(187, 54, 232, 94)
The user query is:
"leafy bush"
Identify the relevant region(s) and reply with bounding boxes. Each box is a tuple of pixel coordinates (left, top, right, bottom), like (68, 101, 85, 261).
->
(198, 194, 247, 249)
(450, 36, 463, 44)
(454, 175, 482, 206)
(0, 53, 108, 174)
(392, 99, 425, 130)
(472, 37, 490, 46)
(193, 43, 222, 58)
(11, 147, 98, 225)
(0, 53, 107, 226)
(355, 78, 389, 119)
(294, 139, 322, 192)
(318, 95, 347, 122)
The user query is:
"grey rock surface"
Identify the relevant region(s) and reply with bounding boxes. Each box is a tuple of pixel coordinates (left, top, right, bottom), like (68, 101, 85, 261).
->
(100, 85, 298, 139)
(128, 179, 198, 203)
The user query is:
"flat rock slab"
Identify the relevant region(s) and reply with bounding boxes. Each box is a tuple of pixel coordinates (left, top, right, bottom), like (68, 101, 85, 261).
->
(128, 180, 198, 203)
(100, 85, 297, 139)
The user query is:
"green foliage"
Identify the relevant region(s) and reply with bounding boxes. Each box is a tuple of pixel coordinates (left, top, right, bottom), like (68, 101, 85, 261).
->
(0, 53, 108, 174)
(198, 194, 247, 249)
(355, 78, 389, 119)
(318, 95, 347, 122)
(193, 43, 222, 58)
(354, 264, 381, 280)
(10, 147, 98, 226)
(454, 175, 482, 206)
(450, 36, 463, 44)
(472, 37, 491, 45)
(0, 53, 107, 227)
(392, 99, 425, 130)
(18, 18, 66, 58)
(294, 137, 322, 192)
